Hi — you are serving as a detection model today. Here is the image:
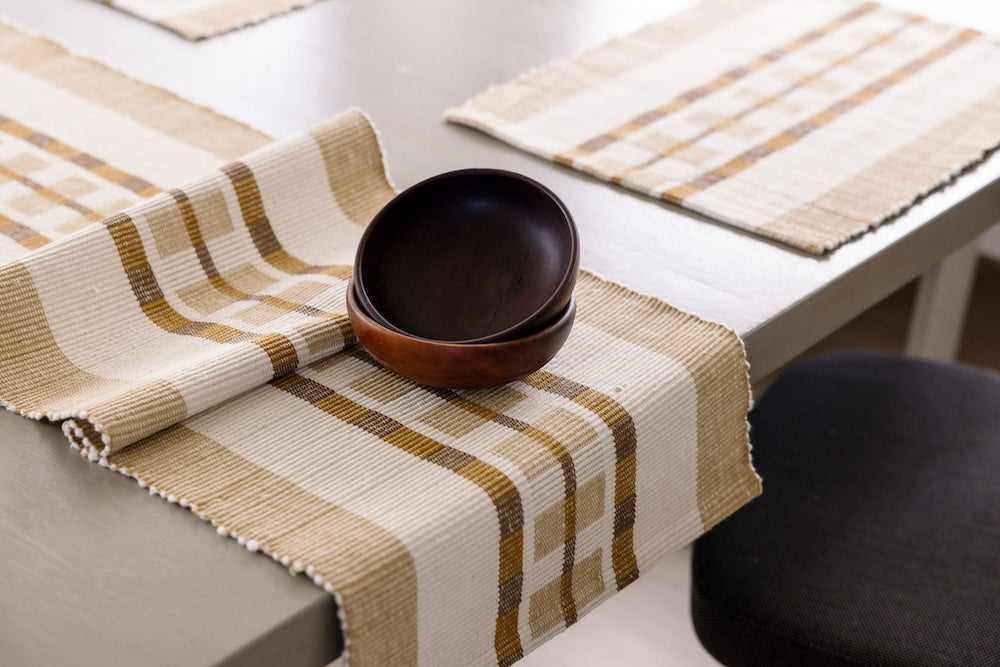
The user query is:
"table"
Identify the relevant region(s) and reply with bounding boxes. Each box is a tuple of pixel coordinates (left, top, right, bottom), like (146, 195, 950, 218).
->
(1, 0, 998, 664)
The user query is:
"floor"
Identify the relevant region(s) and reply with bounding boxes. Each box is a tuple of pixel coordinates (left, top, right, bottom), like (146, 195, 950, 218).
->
(519, 257, 1000, 666)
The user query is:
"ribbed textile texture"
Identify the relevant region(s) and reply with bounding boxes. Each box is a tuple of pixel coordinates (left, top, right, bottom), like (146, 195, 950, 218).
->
(0, 22, 760, 667)
(446, 0, 1000, 255)
(91, 0, 323, 40)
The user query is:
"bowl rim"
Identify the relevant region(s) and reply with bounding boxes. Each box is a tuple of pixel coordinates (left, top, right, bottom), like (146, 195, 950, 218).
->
(353, 167, 580, 345)
(347, 278, 576, 349)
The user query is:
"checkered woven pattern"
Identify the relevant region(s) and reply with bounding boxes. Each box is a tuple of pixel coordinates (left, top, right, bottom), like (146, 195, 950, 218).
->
(0, 22, 759, 667)
(92, 0, 323, 40)
(446, 0, 1000, 254)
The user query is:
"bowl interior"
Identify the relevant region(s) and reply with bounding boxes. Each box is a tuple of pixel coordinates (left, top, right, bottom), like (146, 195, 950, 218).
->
(356, 169, 577, 343)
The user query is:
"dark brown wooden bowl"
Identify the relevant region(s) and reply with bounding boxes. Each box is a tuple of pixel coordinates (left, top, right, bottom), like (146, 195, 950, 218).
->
(346, 280, 575, 389)
(353, 168, 579, 344)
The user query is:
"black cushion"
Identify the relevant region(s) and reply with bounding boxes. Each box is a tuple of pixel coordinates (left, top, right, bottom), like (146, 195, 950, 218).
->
(691, 351, 1000, 666)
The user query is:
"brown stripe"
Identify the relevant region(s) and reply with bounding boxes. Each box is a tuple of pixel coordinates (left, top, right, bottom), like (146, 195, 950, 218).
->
(221, 161, 306, 272)
(307, 111, 397, 228)
(101, 211, 300, 377)
(660, 28, 982, 204)
(169, 189, 244, 297)
(0, 212, 50, 250)
(271, 371, 526, 666)
(166, 189, 352, 332)
(524, 424, 579, 624)
(453, 0, 769, 125)
(220, 160, 353, 281)
(0, 25, 270, 158)
(757, 85, 1000, 253)
(609, 9, 922, 186)
(431, 387, 581, 628)
(528, 549, 605, 639)
(555, 1, 878, 167)
(107, 425, 419, 666)
(521, 371, 640, 589)
(0, 116, 160, 197)
(0, 162, 105, 226)
(573, 272, 759, 530)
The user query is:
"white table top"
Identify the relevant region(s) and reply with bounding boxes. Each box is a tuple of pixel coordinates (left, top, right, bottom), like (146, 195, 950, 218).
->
(1, 0, 998, 664)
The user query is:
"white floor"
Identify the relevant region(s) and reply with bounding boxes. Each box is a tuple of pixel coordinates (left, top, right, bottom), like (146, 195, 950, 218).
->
(519, 546, 719, 666)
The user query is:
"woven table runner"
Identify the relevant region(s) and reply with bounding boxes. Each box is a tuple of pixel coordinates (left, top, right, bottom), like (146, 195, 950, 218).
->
(91, 0, 322, 40)
(446, 0, 1000, 255)
(0, 22, 760, 667)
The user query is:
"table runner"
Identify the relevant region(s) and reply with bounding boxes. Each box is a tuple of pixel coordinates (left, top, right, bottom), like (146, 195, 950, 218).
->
(0, 21, 760, 666)
(91, 0, 323, 40)
(446, 0, 1000, 255)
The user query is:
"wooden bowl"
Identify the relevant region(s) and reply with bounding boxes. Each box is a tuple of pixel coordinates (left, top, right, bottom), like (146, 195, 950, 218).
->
(354, 168, 579, 344)
(346, 280, 575, 389)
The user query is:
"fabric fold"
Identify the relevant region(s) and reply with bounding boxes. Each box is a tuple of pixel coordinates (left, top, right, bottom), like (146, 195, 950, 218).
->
(0, 108, 395, 455)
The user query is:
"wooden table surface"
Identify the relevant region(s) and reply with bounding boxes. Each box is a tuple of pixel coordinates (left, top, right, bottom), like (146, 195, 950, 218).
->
(1, 0, 998, 664)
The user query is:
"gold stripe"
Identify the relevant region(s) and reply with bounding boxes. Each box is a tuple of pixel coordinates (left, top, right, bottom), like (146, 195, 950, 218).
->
(661, 28, 981, 205)
(756, 85, 1000, 253)
(0, 212, 50, 250)
(0, 261, 126, 413)
(453, 0, 768, 125)
(521, 371, 640, 589)
(166, 189, 352, 334)
(169, 189, 244, 298)
(529, 549, 605, 639)
(0, 161, 106, 227)
(0, 261, 190, 453)
(0, 25, 269, 158)
(609, 10, 923, 186)
(423, 387, 583, 628)
(108, 425, 420, 666)
(554, 2, 878, 167)
(0, 114, 162, 251)
(101, 211, 301, 377)
(307, 111, 397, 228)
(516, 425, 578, 625)
(220, 160, 354, 281)
(573, 272, 759, 530)
(0, 115, 161, 195)
(271, 372, 526, 666)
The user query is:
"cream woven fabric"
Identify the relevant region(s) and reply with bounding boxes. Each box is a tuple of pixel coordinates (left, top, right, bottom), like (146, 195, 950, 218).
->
(447, 0, 1000, 255)
(0, 23, 760, 667)
(93, 0, 322, 40)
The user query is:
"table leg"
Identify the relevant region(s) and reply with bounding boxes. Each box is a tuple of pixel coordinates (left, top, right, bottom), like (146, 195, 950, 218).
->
(904, 241, 979, 361)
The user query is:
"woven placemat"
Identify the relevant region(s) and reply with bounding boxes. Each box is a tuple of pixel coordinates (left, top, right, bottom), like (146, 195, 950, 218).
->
(91, 0, 323, 40)
(0, 23, 759, 667)
(447, 0, 1000, 255)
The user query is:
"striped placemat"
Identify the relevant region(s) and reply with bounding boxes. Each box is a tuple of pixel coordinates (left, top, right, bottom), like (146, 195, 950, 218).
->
(0, 22, 760, 667)
(446, 0, 1000, 255)
(92, 0, 322, 40)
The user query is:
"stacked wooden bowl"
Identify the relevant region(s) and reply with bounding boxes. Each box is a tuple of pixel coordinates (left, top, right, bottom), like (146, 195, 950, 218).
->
(347, 169, 579, 389)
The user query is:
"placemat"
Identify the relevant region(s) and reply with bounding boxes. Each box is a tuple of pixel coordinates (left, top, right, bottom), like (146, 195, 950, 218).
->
(0, 22, 760, 667)
(446, 0, 1000, 255)
(92, 0, 323, 40)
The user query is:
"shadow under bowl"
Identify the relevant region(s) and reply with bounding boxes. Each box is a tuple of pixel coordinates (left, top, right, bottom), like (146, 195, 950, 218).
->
(346, 280, 575, 389)
(353, 168, 579, 344)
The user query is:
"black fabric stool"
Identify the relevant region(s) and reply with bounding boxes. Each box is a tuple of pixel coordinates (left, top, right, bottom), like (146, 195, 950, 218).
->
(691, 351, 1000, 666)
